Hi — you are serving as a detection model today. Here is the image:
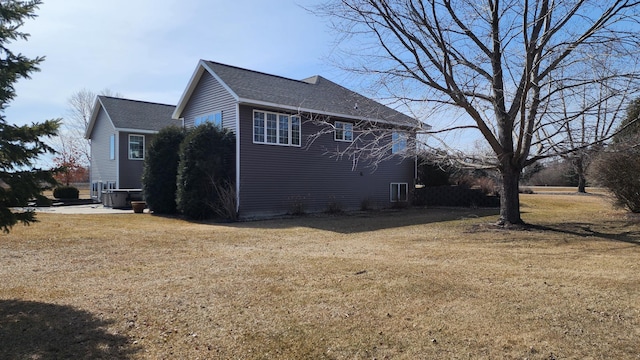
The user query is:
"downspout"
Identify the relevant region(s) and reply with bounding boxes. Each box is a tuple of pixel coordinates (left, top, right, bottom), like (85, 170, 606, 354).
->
(413, 130, 418, 189)
(115, 132, 120, 189)
(414, 153, 418, 188)
(235, 103, 241, 215)
(89, 146, 94, 199)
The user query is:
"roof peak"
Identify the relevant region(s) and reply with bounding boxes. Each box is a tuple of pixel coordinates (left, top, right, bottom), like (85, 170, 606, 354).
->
(301, 75, 323, 84)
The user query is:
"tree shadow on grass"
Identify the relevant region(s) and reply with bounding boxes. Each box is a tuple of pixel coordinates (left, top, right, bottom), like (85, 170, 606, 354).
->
(0, 299, 139, 360)
(529, 223, 640, 246)
(229, 207, 501, 234)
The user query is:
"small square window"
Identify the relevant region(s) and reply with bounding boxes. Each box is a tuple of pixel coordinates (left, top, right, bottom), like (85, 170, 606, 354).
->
(390, 183, 408, 202)
(335, 121, 353, 142)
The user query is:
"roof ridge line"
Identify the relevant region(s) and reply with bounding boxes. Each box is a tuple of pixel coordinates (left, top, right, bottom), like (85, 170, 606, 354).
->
(99, 95, 176, 108)
(204, 60, 313, 85)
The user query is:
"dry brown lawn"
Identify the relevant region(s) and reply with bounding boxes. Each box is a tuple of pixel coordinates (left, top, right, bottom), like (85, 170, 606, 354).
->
(1, 191, 639, 359)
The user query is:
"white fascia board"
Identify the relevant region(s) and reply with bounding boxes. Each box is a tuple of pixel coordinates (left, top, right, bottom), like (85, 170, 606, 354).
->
(172, 61, 206, 120)
(115, 128, 159, 135)
(201, 61, 240, 102)
(237, 98, 422, 129)
(84, 97, 105, 139)
(172, 60, 240, 120)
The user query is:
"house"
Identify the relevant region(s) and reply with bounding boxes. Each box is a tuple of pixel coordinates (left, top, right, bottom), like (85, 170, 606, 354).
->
(173, 60, 424, 218)
(84, 96, 176, 203)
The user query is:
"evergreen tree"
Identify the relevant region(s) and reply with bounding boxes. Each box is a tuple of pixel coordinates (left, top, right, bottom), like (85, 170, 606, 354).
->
(176, 123, 235, 220)
(614, 97, 640, 142)
(142, 126, 185, 214)
(0, 0, 60, 232)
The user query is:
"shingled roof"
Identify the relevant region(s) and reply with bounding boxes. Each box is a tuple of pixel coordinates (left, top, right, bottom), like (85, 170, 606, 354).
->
(85, 96, 176, 138)
(174, 60, 421, 128)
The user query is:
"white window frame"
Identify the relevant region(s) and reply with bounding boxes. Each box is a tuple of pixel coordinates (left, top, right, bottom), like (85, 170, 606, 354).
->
(253, 110, 301, 147)
(128, 134, 145, 160)
(392, 131, 408, 154)
(334, 121, 354, 142)
(109, 134, 115, 160)
(390, 183, 408, 202)
(194, 111, 223, 127)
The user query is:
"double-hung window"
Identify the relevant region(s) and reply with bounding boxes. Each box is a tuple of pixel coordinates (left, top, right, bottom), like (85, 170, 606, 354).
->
(253, 110, 301, 146)
(392, 131, 407, 154)
(335, 121, 353, 142)
(195, 111, 222, 127)
(128, 134, 145, 160)
(278, 115, 290, 144)
(390, 183, 408, 202)
(266, 113, 277, 143)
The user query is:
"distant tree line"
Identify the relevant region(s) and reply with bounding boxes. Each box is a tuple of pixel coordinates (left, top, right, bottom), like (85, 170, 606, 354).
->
(418, 94, 640, 214)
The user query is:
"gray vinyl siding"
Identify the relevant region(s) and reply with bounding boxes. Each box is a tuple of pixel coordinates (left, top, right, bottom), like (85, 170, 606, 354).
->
(89, 108, 117, 186)
(118, 132, 151, 189)
(181, 71, 237, 132)
(238, 105, 415, 218)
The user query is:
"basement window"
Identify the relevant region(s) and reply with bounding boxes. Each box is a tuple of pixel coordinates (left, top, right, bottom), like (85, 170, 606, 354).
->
(390, 183, 408, 202)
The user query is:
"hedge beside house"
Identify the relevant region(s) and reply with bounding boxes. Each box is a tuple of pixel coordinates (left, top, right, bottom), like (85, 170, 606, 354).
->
(413, 185, 500, 208)
(142, 126, 185, 214)
(176, 123, 236, 220)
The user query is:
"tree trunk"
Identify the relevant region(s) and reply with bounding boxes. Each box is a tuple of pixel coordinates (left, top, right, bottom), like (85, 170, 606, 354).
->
(498, 166, 524, 226)
(575, 157, 587, 193)
(577, 174, 586, 193)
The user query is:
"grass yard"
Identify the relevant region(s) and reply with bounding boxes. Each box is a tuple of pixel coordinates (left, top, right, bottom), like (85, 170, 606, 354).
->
(1, 191, 639, 359)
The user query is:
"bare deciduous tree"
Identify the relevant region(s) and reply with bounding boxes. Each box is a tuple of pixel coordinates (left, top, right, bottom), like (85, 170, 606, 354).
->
(316, 0, 640, 225)
(60, 88, 122, 166)
(51, 132, 89, 185)
(542, 58, 639, 193)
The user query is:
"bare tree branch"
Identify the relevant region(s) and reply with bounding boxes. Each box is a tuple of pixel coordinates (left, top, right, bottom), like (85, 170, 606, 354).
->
(314, 0, 640, 225)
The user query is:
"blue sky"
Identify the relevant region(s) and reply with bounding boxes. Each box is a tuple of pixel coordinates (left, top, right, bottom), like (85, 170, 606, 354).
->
(5, 0, 342, 128)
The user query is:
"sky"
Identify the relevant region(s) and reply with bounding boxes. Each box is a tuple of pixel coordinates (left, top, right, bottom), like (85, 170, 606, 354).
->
(5, 0, 343, 129)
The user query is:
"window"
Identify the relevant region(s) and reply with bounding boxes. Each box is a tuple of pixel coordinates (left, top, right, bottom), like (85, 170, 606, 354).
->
(392, 131, 407, 154)
(266, 113, 277, 143)
(391, 183, 408, 202)
(128, 134, 145, 160)
(195, 112, 222, 127)
(254, 111, 265, 142)
(109, 134, 115, 160)
(279, 115, 289, 144)
(335, 121, 353, 142)
(253, 110, 301, 146)
(91, 182, 100, 198)
(291, 116, 300, 146)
